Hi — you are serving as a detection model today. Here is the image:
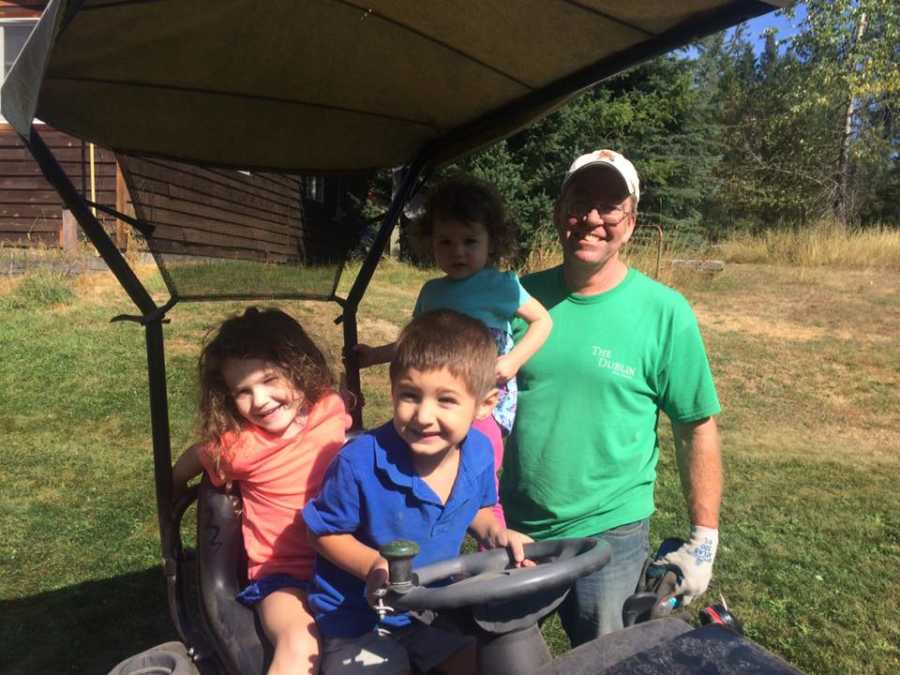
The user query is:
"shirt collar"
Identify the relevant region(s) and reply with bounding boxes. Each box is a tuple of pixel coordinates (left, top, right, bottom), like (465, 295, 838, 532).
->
(371, 422, 481, 507)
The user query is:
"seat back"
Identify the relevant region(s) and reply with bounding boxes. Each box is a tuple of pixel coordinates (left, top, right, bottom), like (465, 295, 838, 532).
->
(196, 477, 272, 675)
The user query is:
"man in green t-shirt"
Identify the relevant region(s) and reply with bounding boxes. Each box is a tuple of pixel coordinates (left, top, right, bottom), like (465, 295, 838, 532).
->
(500, 149, 722, 644)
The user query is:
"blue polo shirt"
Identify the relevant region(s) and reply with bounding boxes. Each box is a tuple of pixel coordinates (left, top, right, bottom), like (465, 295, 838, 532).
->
(303, 422, 497, 638)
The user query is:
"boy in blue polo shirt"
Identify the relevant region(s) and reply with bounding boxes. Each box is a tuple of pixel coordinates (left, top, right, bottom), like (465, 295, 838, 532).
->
(303, 310, 532, 674)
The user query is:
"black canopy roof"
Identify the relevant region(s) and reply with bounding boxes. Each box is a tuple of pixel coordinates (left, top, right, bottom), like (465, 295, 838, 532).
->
(3, 0, 789, 173)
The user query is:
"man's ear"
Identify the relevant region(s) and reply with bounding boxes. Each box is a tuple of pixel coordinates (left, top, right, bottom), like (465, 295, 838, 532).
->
(475, 388, 499, 420)
(621, 201, 638, 245)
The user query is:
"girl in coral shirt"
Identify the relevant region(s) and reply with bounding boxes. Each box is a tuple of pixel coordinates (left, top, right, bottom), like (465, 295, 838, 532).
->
(174, 307, 350, 675)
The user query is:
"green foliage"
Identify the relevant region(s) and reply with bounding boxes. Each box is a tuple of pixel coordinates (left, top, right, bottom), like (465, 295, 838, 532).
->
(2, 270, 75, 309)
(360, 2, 898, 261)
(428, 1, 899, 254)
(444, 55, 723, 257)
(699, 1, 899, 231)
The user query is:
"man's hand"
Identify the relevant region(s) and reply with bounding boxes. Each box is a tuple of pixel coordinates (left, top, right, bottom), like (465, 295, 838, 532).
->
(659, 526, 719, 605)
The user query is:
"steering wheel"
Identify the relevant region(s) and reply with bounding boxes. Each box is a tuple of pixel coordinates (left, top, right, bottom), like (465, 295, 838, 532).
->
(382, 538, 610, 612)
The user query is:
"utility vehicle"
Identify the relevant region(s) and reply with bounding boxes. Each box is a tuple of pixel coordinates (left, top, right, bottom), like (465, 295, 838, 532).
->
(4, 2, 800, 672)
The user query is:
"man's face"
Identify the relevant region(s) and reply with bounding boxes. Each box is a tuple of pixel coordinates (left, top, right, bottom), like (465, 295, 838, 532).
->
(554, 167, 636, 270)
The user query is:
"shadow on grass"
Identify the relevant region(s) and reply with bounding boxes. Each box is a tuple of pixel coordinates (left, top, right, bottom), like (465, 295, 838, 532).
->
(2, 567, 178, 675)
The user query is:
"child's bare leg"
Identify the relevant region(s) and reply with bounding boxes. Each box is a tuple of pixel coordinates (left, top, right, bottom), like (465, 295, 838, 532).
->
(258, 588, 320, 675)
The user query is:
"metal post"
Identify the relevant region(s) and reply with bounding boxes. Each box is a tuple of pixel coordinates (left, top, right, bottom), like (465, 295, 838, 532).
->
(146, 319, 175, 556)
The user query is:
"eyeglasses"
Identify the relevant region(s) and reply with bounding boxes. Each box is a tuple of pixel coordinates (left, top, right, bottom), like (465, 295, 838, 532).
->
(563, 200, 633, 226)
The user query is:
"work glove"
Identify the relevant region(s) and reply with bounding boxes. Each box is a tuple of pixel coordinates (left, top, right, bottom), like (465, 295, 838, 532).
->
(658, 525, 718, 606)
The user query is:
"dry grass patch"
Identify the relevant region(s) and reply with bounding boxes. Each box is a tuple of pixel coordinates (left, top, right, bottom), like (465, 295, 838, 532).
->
(726, 423, 899, 468)
(687, 263, 899, 473)
(356, 316, 403, 344)
(696, 307, 831, 342)
(720, 221, 900, 269)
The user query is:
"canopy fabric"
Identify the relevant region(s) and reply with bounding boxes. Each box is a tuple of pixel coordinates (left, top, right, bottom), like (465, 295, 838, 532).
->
(3, 0, 789, 173)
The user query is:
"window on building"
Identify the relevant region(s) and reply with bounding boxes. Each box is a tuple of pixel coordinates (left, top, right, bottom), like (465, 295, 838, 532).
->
(1, 20, 39, 124)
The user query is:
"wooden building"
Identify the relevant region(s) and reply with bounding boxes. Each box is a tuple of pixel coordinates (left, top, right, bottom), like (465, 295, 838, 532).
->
(1, 1, 323, 258)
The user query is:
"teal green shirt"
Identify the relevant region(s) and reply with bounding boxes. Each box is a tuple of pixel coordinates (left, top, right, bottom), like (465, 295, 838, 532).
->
(413, 267, 529, 334)
(500, 266, 720, 539)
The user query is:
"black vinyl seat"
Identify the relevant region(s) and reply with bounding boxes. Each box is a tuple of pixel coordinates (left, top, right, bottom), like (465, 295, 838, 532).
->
(196, 476, 273, 675)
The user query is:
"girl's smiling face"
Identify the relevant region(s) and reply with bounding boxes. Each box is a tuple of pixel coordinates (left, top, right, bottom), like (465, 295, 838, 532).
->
(432, 218, 491, 280)
(222, 358, 306, 438)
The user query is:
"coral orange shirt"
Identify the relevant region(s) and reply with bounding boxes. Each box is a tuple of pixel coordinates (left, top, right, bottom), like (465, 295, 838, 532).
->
(200, 392, 350, 580)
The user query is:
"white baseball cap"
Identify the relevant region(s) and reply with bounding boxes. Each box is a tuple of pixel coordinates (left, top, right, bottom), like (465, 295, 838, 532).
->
(561, 149, 640, 205)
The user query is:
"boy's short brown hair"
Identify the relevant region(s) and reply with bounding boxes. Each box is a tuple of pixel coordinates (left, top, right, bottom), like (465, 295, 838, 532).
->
(390, 310, 497, 398)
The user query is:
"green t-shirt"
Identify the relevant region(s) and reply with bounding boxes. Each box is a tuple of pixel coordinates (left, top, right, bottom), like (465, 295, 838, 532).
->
(500, 266, 720, 539)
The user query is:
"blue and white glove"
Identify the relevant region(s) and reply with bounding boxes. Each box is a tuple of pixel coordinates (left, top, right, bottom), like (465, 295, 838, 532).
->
(660, 526, 718, 605)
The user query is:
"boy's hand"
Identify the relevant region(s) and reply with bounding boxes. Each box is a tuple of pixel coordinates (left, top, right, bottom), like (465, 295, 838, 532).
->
(504, 529, 535, 567)
(480, 524, 535, 568)
(365, 556, 390, 607)
(495, 355, 519, 385)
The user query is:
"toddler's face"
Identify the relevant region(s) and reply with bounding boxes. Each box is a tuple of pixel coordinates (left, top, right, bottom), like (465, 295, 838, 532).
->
(222, 357, 306, 438)
(391, 367, 491, 460)
(432, 218, 490, 280)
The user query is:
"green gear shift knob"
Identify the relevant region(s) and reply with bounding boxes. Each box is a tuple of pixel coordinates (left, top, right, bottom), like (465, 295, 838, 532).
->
(379, 539, 420, 592)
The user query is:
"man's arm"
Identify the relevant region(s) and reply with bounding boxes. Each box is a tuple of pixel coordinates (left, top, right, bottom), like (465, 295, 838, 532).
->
(671, 416, 722, 529)
(661, 416, 722, 604)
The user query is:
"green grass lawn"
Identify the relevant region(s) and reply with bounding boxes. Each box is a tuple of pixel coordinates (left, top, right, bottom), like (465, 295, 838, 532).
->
(1, 258, 898, 674)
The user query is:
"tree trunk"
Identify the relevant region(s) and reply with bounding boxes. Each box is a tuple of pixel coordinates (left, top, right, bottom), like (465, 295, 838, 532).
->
(834, 11, 868, 224)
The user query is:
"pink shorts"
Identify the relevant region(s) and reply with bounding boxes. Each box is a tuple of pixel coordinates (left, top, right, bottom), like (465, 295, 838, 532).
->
(471, 416, 505, 528)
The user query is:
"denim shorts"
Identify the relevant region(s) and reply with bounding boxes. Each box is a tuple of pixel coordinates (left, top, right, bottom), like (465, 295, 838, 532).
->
(236, 573, 309, 606)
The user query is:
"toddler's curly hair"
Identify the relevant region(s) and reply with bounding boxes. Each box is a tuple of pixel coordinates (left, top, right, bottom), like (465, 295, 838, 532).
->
(197, 307, 334, 448)
(413, 175, 517, 265)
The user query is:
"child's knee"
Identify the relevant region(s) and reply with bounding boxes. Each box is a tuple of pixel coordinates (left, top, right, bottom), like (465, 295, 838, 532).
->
(275, 623, 319, 660)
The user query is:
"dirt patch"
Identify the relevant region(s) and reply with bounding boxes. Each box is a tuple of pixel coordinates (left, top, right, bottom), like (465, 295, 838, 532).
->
(697, 307, 831, 342)
(731, 423, 900, 468)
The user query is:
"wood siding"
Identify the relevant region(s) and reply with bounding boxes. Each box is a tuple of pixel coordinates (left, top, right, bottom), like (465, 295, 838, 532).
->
(0, 125, 305, 256)
(0, 125, 118, 245)
(119, 156, 304, 263)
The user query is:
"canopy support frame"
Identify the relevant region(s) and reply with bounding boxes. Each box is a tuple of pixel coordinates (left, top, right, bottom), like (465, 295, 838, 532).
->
(341, 155, 430, 429)
(22, 124, 199, 649)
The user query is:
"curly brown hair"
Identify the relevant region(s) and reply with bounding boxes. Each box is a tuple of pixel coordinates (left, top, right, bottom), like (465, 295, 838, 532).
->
(413, 175, 517, 266)
(197, 307, 334, 450)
